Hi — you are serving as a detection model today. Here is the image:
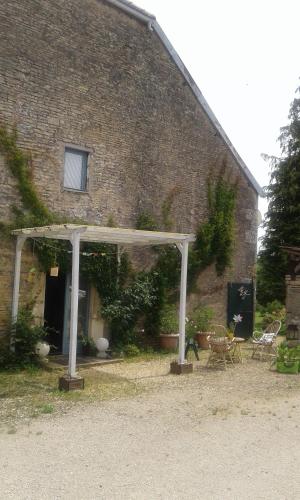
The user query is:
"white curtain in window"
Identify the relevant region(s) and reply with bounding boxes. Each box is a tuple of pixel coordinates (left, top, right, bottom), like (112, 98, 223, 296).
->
(64, 149, 86, 190)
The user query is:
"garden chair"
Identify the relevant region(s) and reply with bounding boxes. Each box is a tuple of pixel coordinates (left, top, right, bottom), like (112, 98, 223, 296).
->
(251, 320, 281, 361)
(206, 324, 234, 370)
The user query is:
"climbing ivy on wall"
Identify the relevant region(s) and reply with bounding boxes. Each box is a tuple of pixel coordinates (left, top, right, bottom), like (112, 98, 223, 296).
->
(0, 126, 53, 227)
(193, 178, 236, 276)
(0, 125, 236, 349)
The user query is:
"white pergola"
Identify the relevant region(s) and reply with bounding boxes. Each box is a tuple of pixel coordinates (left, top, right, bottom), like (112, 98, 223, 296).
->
(11, 225, 196, 377)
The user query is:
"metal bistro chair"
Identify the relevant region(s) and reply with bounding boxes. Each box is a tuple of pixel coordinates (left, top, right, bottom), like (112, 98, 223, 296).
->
(206, 324, 234, 370)
(251, 320, 281, 361)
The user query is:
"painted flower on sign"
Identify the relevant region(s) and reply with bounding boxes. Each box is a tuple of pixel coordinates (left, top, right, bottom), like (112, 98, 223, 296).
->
(238, 286, 250, 300)
(233, 314, 243, 324)
(228, 314, 243, 339)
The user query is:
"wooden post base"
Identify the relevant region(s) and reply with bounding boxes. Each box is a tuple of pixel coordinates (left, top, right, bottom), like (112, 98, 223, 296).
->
(59, 375, 85, 391)
(170, 361, 193, 375)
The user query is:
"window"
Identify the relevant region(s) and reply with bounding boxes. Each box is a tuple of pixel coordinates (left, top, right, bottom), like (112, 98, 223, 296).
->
(63, 147, 88, 191)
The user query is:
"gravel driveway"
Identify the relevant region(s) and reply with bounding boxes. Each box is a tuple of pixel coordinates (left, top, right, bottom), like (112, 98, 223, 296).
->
(1, 353, 300, 499)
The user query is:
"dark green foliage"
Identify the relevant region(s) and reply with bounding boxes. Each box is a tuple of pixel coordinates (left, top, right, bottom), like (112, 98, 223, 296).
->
(143, 271, 166, 337)
(190, 178, 236, 280)
(101, 272, 158, 346)
(256, 300, 286, 332)
(79, 335, 98, 356)
(258, 87, 300, 305)
(160, 304, 179, 333)
(136, 211, 158, 231)
(0, 308, 49, 370)
(155, 246, 181, 291)
(161, 187, 180, 230)
(80, 243, 120, 303)
(0, 126, 53, 225)
(123, 344, 141, 357)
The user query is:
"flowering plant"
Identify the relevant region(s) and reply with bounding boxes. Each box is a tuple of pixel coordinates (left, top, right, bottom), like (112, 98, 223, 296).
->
(185, 307, 214, 338)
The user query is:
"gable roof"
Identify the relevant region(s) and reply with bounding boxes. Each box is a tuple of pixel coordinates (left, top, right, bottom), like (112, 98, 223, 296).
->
(104, 0, 263, 196)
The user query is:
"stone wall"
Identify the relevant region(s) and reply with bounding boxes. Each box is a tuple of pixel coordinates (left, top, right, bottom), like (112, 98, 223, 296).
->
(285, 275, 300, 343)
(0, 0, 258, 333)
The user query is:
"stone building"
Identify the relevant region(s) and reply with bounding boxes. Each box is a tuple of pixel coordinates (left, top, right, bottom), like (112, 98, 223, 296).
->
(0, 0, 261, 350)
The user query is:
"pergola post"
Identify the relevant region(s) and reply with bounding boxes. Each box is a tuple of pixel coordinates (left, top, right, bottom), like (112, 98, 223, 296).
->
(68, 231, 81, 378)
(11, 236, 26, 350)
(178, 240, 189, 364)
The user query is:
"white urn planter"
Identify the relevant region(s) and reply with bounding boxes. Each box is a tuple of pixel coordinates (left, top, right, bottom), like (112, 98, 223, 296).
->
(95, 337, 109, 359)
(35, 341, 50, 358)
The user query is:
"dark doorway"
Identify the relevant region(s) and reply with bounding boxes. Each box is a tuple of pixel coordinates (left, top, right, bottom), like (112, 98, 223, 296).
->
(44, 273, 66, 354)
(227, 282, 254, 339)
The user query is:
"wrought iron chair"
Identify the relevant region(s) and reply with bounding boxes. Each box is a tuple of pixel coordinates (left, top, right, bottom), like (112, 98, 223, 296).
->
(251, 320, 281, 361)
(206, 324, 234, 370)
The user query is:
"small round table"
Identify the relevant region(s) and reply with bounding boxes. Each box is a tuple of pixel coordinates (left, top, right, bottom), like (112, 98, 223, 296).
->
(232, 337, 245, 363)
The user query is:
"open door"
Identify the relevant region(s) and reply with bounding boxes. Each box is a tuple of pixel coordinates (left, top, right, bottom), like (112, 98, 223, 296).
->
(44, 273, 66, 354)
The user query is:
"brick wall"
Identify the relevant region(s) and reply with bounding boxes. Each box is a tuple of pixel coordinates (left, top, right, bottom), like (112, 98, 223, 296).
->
(0, 0, 258, 333)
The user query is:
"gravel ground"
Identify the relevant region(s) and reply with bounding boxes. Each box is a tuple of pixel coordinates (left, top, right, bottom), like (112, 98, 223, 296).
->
(1, 349, 300, 500)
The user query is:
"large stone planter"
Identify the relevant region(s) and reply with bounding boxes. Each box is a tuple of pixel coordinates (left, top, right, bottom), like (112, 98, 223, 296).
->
(35, 341, 50, 358)
(95, 337, 109, 358)
(194, 331, 215, 350)
(159, 334, 179, 351)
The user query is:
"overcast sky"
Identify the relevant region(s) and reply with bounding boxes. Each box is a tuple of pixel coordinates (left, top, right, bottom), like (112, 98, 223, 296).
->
(136, 0, 300, 235)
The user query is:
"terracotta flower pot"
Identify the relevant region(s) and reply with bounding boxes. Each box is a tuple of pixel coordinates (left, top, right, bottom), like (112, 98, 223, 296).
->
(194, 331, 215, 350)
(159, 333, 179, 351)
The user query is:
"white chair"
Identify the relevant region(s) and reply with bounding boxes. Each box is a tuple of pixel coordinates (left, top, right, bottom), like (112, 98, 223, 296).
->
(251, 320, 281, 361)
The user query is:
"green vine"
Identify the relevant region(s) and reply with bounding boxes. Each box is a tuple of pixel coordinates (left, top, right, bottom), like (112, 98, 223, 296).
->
(0, 126, 236, 350)
(0, 126, 53, 226)
(193, 178, 236, 277)
(161, 186, 181, 230)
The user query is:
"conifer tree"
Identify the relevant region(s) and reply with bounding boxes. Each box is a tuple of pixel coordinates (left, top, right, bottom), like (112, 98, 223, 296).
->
(257, 85, 300, 305)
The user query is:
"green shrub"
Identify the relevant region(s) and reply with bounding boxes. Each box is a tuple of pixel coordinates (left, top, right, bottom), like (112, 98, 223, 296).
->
(186, 306, 214, 337)
(256, 300, 286, 333)
(160, 305, 179, 334)
(123, 344, 141, 357)
(79, 336, 98, 357)
(0, 308, 49, 370)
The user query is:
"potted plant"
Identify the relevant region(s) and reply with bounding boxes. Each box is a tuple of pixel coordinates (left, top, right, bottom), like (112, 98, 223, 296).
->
(188, 306, 214, 349)
(80, 336, 98, 357)
(159, 305, 179, 351)
(276, 342, 300, 374)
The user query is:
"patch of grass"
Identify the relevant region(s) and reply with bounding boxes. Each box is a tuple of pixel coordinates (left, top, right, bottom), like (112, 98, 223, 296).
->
(124, 351, 173, 364)
(38, 404, 54, 414)
(0, 366, 142, 427)
(255, 311, 264, 331)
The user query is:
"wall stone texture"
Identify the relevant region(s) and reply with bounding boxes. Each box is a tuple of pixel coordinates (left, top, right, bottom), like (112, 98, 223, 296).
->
(0, 0, 258, 335)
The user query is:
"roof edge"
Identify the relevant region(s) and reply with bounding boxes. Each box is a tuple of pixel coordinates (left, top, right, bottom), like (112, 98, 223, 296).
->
(104, 0, 155, 24)
(104, 0, 263, 196)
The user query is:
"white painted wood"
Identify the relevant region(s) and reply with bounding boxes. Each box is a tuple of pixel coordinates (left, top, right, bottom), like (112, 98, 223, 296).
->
(68, 231, 80, 378)
(12, 225, 195, 246)
(11, 236, 26, 350)
(178, 241, 189, 365)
